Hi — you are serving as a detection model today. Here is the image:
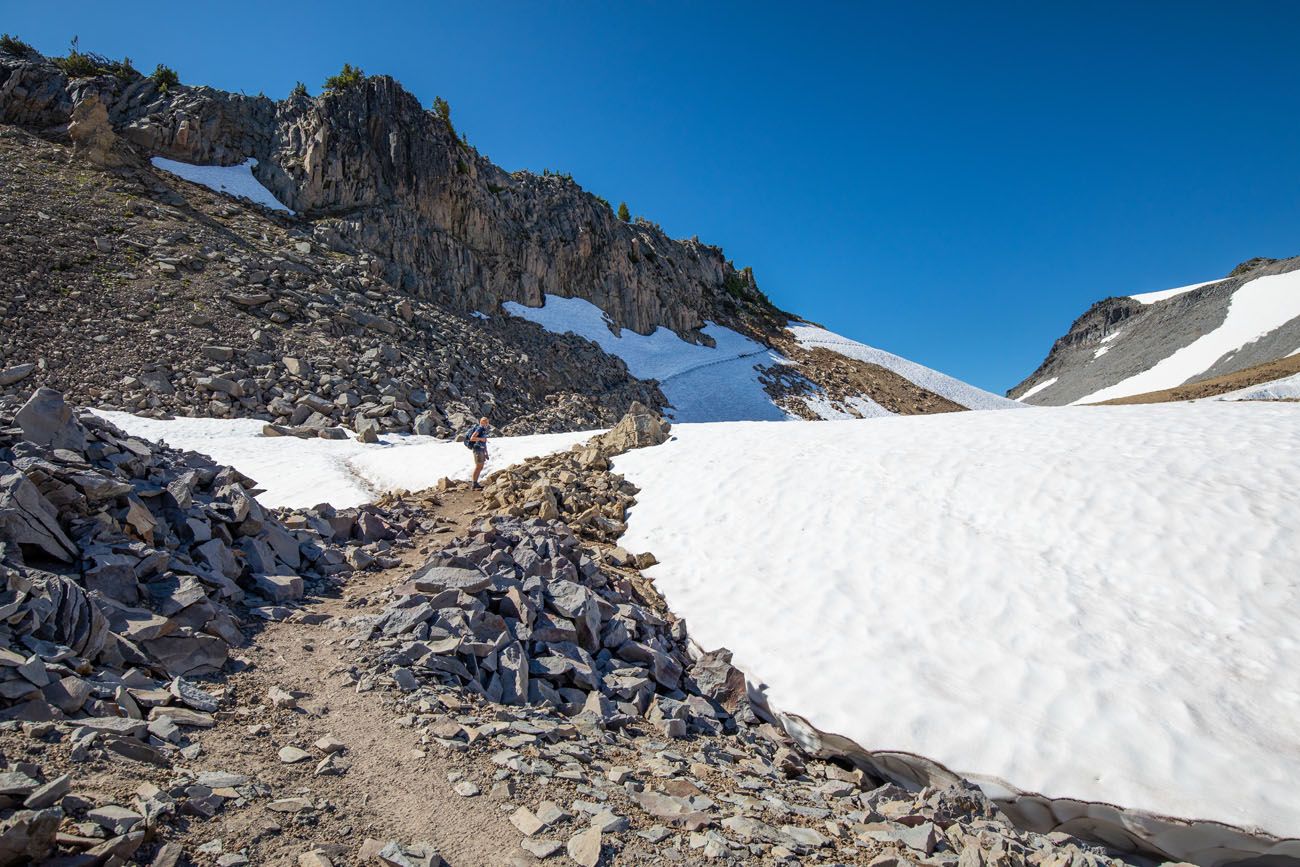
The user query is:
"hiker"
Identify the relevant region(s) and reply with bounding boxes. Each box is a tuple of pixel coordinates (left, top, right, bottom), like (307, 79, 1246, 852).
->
(466, 416, 491, 490)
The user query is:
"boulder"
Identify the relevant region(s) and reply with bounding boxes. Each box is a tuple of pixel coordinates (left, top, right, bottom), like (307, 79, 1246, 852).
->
(15, 388, 86, 452)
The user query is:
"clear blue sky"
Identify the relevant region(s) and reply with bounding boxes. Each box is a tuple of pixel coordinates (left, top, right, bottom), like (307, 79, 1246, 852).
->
(7, 2, 1300, 392)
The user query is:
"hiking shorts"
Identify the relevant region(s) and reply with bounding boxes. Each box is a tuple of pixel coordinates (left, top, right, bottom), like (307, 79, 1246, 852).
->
(472, 445, 488, 464)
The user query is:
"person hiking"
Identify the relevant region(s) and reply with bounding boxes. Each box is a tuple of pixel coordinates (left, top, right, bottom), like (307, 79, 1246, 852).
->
(467, 416, 491, 490)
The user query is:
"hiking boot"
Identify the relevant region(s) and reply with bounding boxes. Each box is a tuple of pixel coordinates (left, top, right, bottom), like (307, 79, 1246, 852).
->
(471, 482, 482, 491)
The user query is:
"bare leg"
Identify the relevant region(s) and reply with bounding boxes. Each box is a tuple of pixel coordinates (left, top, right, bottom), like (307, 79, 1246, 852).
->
(472, 453, 486, 487)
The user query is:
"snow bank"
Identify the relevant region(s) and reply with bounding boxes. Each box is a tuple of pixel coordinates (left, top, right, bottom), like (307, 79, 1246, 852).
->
(347, 429, 598, 492)
(614, 403, 1300, 839)
(503, 295, 788, 422)
(1129, 279, 1220, 305)
(93, 411, 594, 509)
(1077, 270, 1300, 404)
(788, 323, 1023, 411)
(150, 157, 292, 212)
(1216, 371, 1300, 402)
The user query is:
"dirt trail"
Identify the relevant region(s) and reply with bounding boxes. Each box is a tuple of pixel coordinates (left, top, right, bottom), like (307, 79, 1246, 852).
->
(174, 488, 529, 866)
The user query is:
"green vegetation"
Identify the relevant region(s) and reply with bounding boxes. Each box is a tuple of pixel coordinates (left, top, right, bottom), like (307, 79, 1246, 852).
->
(290, 81, 309, 99)
(488, 183, 507, 195)
(150, 63, 179, 93)
(723, 265, 774, 308)
(617, 201, 631, 222)
(0, 33, 35, 57)
(591, 194, 610, 211)
(53, 37, 139, 80)
(323, 62, 365, 92)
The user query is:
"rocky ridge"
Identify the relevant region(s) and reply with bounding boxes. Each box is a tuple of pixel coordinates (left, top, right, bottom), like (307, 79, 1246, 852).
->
(0, 46, 779, 341)
(1008, 256, 1300, 405)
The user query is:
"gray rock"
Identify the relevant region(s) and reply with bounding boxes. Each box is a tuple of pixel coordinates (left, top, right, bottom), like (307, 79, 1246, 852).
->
(566, 827, 602, 867)
(0, 364, 35, 387)
(15, 388, 86, 451)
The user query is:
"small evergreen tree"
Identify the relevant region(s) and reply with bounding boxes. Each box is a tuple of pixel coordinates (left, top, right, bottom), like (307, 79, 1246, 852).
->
(290, 81, 309, 99)
(323, 63, 365, 92)
(432, 95, 454, 135)
(617, 201, 631, 222)
(150, 63, 179, 93)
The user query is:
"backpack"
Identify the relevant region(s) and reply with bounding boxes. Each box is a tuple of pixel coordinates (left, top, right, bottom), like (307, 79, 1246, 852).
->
(462, 425, 481, 449)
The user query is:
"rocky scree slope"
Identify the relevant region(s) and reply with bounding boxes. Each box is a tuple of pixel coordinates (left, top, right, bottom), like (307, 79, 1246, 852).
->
(1008, 256, 1300, 405)
(0, 385, 444, 863)
(0, 121, 664, 438)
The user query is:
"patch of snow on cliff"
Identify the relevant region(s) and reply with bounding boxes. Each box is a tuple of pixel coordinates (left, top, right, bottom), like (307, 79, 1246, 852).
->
(1129, 279, 1219, 305)
(1016, 377, 1057, 401)
(151, 157, 292, 212)
(93, 411, 592, 508)
(614, 402, 1300, 836)
(1076, 269, 1300, 404)
(504, 295, 788, 422)
(789, 323, 1024, 411)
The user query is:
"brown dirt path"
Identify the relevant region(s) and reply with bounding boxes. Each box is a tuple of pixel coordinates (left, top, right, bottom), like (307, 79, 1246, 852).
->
(171, 487, 534, 866)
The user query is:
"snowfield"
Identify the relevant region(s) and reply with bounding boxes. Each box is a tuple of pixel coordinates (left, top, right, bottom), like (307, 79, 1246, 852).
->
(504, 295, 789, 422)
(93, 412, 594, 509)
(614, 402, 1300, 837)
(150, 156, 293, 212)
(788, 323, 1023, 410)
(1077, 269, 1300, 404)
(95, 402, 1300, 843)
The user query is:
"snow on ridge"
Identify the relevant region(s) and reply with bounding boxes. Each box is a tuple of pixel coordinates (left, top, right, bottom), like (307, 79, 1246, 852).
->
(151, 156, 293, 213)
(789, 323, 1024, 411)
(1129, 279, 1219, 305)
(1016, 376, 1057, 401)
(1075, 269, 1300, 404)
(613, 403, 1300, 836)
(503, 295, 789, 423)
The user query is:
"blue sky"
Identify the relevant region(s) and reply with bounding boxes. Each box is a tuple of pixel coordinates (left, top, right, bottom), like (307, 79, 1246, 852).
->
(7, 2, 1300, 392)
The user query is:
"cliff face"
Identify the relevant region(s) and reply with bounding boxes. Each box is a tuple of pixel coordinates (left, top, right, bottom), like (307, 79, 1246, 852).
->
(1, 53, 772, 339)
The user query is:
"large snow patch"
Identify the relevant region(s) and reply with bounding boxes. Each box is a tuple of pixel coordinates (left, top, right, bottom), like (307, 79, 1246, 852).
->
(789, 323, 1023, 410)
(614, 403, 1300, 836)
(503, 295, 789, 422)
(94, 412, 593, 508)
(1077, 270, 1300, 404)
(1129, 279, 1220, 305)
(151, 157, 292, 212)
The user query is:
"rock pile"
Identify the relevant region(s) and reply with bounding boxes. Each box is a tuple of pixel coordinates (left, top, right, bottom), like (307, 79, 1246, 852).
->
(359, 514, 748, 733)
(0, 388, 355, 709)
(480, 402, 671, 543)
